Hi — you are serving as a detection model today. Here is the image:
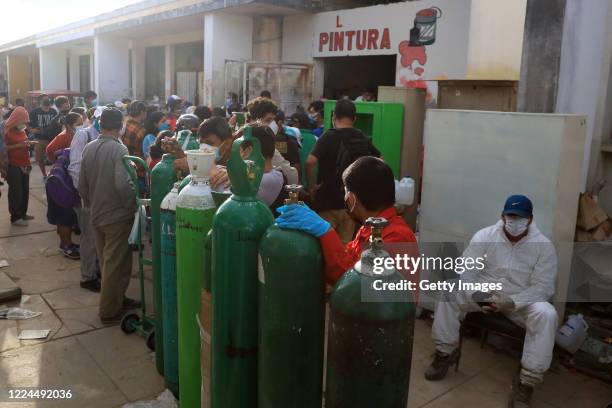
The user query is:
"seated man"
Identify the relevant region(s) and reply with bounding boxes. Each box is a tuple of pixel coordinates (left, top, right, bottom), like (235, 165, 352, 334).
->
(276, 156, 418, 285)
(427, 195, 558, 408)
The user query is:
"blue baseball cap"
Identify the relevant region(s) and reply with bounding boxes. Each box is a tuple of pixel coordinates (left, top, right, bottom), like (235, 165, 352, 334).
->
(502, 195, 533, 218)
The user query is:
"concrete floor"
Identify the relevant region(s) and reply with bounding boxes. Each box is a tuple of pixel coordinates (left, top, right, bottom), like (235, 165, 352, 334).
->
(0, 172, 611, 408)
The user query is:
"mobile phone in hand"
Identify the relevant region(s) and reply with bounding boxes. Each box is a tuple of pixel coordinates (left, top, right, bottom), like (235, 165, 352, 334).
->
(472, 291, 494, 307)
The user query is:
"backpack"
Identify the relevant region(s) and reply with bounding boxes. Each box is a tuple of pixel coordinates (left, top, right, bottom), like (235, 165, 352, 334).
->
(335, 129, 372, 178)
(45, 149, 81, 208)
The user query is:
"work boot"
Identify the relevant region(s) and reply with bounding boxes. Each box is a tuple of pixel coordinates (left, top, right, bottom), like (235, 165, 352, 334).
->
(424, 348, 460, 381)
(508, 372, 533, 408)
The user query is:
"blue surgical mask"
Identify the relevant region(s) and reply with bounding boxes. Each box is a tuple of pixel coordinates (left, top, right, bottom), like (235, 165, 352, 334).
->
(159, 122, 170, 131)
(91, 99, 98, 107)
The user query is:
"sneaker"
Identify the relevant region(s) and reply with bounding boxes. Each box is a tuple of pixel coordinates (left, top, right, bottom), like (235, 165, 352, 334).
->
(23, 215, 35, 220)
(80, 279, 101, 293)
(61, 244, 80, 260)
(123, 297, 142, 310)
(508, 371, 534, 408)
(11, 219, 29, 227)
(424, 349, 461, 381)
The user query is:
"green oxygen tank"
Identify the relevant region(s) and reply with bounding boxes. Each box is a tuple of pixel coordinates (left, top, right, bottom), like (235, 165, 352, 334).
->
(160, 182, 180, 397)
(150, 153, 177, 375)
(211, 126, 274, 408)
(258, 185, 325, 408)
(176, 149, 217, 408)
(325, 217, 416, 408)
(177, 129, 201, 151)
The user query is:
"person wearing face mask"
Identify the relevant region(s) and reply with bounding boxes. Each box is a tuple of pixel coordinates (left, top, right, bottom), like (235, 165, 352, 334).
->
(276, 156, 418, 285)
(306, 99, 380, 243)
(271, 110, 301, 179)
(78, 107, 139, 323)
(4, 106, 37, 226)
(121, 101, 148, 194)
(84, 90, 98, 110)
(307, 100, 325, 138)
(45, 112, 83, 260)
(142, 111, 167, 164)
(69, 107, 103, 292)
(48, 95, 72, 140)
(70, 107, 88, 129)
(29, 94, 58, 180)
(426, 195, 558, 408)
(245, 97, 298, 185)
(169, 116, 234, 189)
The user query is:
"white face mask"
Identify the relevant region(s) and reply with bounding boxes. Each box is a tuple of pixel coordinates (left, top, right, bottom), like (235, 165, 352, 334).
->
(504, 217, 529, 237)
(200, 143, 221, 160)
(268, 120, 279, 135)
(17, 124, 27, 131)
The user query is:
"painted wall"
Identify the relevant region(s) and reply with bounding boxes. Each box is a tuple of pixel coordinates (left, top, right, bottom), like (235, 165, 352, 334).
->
(281, 0, 525, 103)
(313, 0, 472, 82)
(39, 46, 67, 90)
(94, 35, 130, 103)
(466, 0, 527, 79)
(419, 110, 586, 314)
(203, 12, 253, 107)
(282, 14, 315, 64)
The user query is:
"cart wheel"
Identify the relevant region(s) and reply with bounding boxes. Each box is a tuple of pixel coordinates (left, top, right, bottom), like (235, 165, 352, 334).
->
(121, 313, 140, 334)
(146, 330, 155, 351)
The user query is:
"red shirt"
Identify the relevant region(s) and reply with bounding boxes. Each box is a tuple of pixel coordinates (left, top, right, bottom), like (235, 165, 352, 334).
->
(46, 129, 74, 162)
(149, 158, 160, 170)
(4, 128, 30, 167)
(319, 207, 420, 286)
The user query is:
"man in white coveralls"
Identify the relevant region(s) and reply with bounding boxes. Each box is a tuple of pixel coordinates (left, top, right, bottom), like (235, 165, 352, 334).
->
(425, 195, 558, 408)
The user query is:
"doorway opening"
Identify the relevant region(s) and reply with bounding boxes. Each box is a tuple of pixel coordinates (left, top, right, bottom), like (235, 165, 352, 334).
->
(322, 55, 396, 100)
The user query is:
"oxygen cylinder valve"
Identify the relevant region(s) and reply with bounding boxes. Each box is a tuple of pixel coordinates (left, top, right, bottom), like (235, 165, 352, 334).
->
(284, 184, 304, 205)
(366, 217, 389, 250)
(356, 217, 390, 277)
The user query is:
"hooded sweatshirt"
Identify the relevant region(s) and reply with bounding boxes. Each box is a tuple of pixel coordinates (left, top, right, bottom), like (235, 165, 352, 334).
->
(3, 107, 30, 167)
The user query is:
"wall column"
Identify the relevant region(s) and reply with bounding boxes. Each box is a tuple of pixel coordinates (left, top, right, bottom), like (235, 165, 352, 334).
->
(203, 13, 253, 107)
(131, 44, 146, 101)
(39, 46, 68, 90)
(94, 35, 130, 103)
(164, 44, 175, 101)
(517, 0, 566, 113)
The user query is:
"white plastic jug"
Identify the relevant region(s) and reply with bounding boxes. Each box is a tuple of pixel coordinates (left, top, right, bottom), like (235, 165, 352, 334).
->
(395, 177, 415, 206)
(555, 314, 589, 354)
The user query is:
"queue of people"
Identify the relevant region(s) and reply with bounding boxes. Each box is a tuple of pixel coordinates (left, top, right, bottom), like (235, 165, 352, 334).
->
(0, 90, 558, 407)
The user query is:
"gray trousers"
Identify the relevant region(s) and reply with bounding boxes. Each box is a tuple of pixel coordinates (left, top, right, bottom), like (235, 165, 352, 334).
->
(75, 206, 100, 282)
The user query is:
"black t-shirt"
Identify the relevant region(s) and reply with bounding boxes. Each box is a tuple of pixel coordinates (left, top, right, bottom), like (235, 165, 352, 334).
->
(275, 130, 300, 168)
(310, 127, 380, 212)
(29, 107, 58, 140)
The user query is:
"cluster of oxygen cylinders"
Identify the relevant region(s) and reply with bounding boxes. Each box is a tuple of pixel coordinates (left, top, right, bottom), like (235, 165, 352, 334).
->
(151, 125, 415, 408)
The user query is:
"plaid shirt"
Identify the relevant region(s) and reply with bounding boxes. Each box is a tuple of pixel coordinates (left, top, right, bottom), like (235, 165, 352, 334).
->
(121, 118, 146, 177)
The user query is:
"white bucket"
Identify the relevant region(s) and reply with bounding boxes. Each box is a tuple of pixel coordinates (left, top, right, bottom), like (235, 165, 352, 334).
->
(186, 149, 216, 179)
